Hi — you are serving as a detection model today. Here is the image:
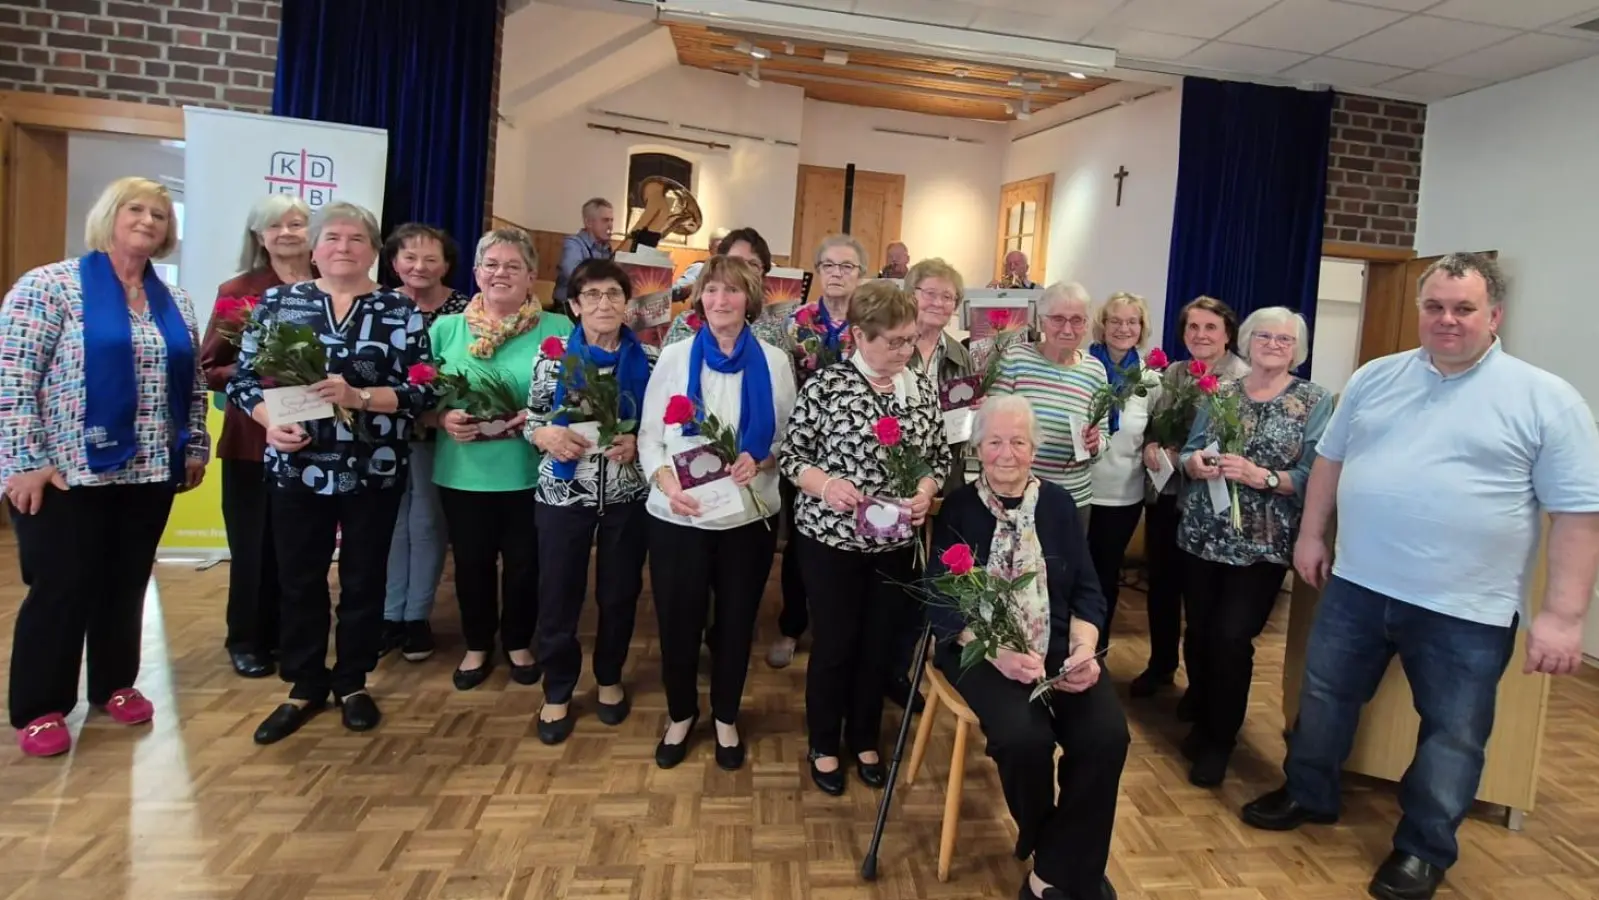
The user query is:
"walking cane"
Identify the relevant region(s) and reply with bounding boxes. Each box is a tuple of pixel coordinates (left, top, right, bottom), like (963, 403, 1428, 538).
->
(861, 617, 936, 881)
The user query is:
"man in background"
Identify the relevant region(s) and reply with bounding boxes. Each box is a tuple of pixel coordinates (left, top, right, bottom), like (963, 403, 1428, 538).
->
(989, 250, 1039, 289)
(554, 198, 614, 305)
(877, 241, 909, 279)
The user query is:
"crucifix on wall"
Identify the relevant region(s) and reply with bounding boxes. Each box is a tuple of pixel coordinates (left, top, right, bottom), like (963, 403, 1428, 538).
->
(1113, 165, 1130, 207)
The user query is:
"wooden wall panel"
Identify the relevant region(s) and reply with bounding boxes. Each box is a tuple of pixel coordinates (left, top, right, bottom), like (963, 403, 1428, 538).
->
(4, 126, 69, 290)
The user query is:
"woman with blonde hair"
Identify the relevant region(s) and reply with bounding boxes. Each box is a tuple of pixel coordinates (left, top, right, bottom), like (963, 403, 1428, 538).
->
(1, 176, 209, 757)
(202, 193, 313, 679)
(1086, 291, 1160, 651)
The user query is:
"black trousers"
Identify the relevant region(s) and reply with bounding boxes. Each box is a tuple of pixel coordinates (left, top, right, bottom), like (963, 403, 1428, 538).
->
(8, 482, 175, 728)
(651, 515, 778, 723)
(221, 459, 279, 655)
(1087, 502, 1144, 653)
(777, 479, 807, 639)
(271, 485, 403, 702)
(1142, 493, 1186, 675)
(535, 500, 648, 704)
(439, 487, 539, 654)
(798, 534, 913, 757)
(936, 644, 1128, 894)
(1182, 551, 1287, 749)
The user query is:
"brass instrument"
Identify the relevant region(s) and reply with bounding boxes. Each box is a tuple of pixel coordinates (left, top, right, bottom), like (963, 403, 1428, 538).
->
(622, 175, 703, 251)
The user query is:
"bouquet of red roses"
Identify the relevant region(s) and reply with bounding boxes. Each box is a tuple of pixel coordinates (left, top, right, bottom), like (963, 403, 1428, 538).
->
(791, 304, 852, 375)
(1146, 356, 1212, 449)
(901, 542, 1047, 697)
(544, 336, 637, 448)
(212, 295, 260, 346)
(975, 308, 1028, 397)
(1196, 374, 1244, 530)
(664, 393, 772, 524)
(873, 415, 934, 565)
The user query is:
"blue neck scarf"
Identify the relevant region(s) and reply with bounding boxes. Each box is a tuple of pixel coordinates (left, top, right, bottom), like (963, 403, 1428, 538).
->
(550, 324, 651, 480)
(814, 300, 849, 352)
(79, 251, 193, 482)
(684, 325, 776, 461)
(1088, 342, 1139, 434)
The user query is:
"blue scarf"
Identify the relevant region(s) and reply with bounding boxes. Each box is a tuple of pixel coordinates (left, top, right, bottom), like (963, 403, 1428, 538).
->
(549, 324, 652, 480)
(1088, 342, 1139, 435)
(814, 300, 849, 352)
(79, 251, 193, 482)
(684, 324, 776, 461)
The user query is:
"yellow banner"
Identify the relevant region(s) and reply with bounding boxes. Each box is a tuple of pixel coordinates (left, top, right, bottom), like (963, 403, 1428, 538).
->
(159, 400, 230, 556)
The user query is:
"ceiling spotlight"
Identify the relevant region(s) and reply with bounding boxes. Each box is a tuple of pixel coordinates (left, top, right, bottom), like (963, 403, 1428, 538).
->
(734, 39, 752, 55)
(823, 49, 848, 65)
(1007, 76, 1024, 87)
(782, 41, 795, 55)
(1016, 99, 1033, 121)
(1069, 71, 1087, 79)
(954, 67, 969, 78)
(750, 44, 770, 60)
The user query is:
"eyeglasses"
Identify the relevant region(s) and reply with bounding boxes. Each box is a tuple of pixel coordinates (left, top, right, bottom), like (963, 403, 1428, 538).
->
(1252, 332, 1297, 346)
(478, 261, 526, 275)
(578, 288, 627, 306)
(1042, 314, 1088, 330)
(1106, 317, 1141, 329)
(818, 261, 861, 275)
(867, 334, 917, 351)
(916, 287, 958, 305)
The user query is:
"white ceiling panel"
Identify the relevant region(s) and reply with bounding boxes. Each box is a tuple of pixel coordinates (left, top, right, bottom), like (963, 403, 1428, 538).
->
(1181, 40, 1312, 74)
(1427, 0, 1599, 30)
(851, 0, 980, 28)
(966, 5, 1118, 42)
(1332, 15, 1520, 68)
(1431, 31, 1599, 78)
(1335, 0, 1441, 10)
(1222, 0, 1407, 54)
(1087, 27, 1208, 60)
(1282, 54, 1412, 86)
(1376, 68, 1491, 98)
(1098, 0, 1281, 40)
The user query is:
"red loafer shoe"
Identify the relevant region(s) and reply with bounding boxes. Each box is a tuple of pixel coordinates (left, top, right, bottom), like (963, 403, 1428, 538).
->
(104, 688, 154, 725)
(17, 714, 71, 757)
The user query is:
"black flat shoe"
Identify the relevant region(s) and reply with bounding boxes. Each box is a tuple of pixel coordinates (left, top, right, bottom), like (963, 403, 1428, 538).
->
(809, 748, 846, 796)
(537, 707, 575, 745)
(1128, 668, 1174, 698)
(253, 700, 325, 745)
(655, 714, 698, 769)
(338, 692, 381, 732)
(595, 688, 630, 726)
(856, 754, 887, 789)
(229, 650, 274, 679)
(714, 729, 745, 771)
(507, 653, 541, 685)
(453, 657, 495, 691)
(1239, 786, 1339, 831)
(1368, 851, 1444, 900)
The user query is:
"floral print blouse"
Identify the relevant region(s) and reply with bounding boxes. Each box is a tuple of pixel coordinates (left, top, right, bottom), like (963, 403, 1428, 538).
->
(0, 259, 209, 487)
(226, 281, 435, 496)
(1176, 378, 1333, 567)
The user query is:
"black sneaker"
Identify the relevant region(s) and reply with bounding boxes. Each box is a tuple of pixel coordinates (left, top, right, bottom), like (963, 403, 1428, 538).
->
(379, 620, 405, 657)
(401, 620, 434, 662)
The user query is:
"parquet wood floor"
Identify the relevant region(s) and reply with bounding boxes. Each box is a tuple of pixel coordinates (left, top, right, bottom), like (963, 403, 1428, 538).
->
(2, 545, 1598, 900)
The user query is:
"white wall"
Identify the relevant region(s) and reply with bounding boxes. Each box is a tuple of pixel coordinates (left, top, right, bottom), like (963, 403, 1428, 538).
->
(1415, 53, 1599, 656)
(66, 133, 184, 265)
(1311, 258, 1365, 396)
(1003, 86, 1182, 346)
(799, 100, 1006, 285)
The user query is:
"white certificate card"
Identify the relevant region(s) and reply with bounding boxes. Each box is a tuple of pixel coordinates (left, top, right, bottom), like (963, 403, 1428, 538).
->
(1202, 440, 1230, 515)
(944, 407, 975, 445)
(262, 385, 334, 425)
(1147, 447, 1175, 493)
(1068, 414, 1089, 460)
(685, 477, 745, 524)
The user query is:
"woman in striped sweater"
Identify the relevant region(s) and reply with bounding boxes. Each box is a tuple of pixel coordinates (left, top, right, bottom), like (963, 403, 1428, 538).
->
(991, 282, 1108, 526)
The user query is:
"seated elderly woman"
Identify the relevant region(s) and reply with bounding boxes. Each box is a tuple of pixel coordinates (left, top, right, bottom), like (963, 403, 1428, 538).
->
(927, 393, 1128, 900)
(1177, 306, 1331, 788)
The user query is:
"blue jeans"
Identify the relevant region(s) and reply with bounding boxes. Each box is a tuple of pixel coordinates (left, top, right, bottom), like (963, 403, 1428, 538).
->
(1284, 576, 1516, 870)
(384, 441, 446, 623)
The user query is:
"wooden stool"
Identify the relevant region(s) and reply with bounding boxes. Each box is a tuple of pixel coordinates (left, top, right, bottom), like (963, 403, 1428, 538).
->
(906, 661, 980, 882)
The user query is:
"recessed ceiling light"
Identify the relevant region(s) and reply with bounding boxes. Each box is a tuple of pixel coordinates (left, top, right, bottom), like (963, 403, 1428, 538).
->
(1069, 71, 1087, 79)
(750, 45, 770, 60)
(823, 49, 848, 65)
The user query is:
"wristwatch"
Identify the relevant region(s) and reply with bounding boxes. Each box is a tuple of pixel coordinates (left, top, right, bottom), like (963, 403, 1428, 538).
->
(358, 389, 372, 411)
(1264, 470, 1280, 490)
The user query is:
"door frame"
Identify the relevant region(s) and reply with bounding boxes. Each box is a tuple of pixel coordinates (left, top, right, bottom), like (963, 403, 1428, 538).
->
(790, 163, 906, 280)
(995, 173, 1053, 284)
(1320, 240, 1417, 366)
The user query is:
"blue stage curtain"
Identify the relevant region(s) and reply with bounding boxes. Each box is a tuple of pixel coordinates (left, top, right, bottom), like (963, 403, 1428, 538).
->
(271, 0, 501, 295)
(1161, 78, 1333, 373)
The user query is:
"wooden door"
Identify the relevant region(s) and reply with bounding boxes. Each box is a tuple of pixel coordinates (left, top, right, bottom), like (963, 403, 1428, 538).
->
(995, 174, 1053, 283)
(791, 164, 905, 296)
(1356, 251, 1496, 364)
(1, 123, 69, 290)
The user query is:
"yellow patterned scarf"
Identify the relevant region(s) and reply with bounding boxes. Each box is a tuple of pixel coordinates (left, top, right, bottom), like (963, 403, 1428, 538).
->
(464, 293, 541, 359)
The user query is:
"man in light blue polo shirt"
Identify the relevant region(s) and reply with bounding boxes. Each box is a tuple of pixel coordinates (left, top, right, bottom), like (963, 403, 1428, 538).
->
(1239, 253, 1599, 900)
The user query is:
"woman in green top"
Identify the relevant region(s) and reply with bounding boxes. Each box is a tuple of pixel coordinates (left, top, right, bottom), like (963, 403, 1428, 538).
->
(429, 228, 573, 691)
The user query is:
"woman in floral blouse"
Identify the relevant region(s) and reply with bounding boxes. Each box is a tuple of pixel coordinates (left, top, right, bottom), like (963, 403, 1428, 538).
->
(525, 258, 653, 744)
(428, 228, 571, 698)
(1177, 306, 1332, 787)
(779, 280, 951, 795)
(380, 223, 470, 663)
(660, 228, 787, 350)
(0, 176, 209, 758)
(228, 201, 435, 746)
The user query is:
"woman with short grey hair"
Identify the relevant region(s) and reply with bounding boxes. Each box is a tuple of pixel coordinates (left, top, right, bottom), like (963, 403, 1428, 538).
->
(202, 193, 314, 679)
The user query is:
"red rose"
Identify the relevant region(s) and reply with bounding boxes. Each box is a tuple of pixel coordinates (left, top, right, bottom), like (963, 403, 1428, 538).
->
(940, 543, 975, 576)
(664, 394, 696, 426)
(873, 416, 902, 447)
(407, 363, 437, 385)
(1195, 374, 1220, 394)
(795, 305, 816, 327)
(685, 311, 701, 331)
(540, 336, 565, 359)
(986, 309, 1012, 330)
(1187, 359, 1208, 377)
(1146, 347, 1169, 369)
(215, 295, 256, 322)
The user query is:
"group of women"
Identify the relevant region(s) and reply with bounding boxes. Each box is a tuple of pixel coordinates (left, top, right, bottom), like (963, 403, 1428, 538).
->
(1, 175, 1336, 900)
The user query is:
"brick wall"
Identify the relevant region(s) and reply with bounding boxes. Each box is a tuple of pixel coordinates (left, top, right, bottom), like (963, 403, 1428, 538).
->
(1323, 92, 1427, 248)
(0, 0, 281, 112)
